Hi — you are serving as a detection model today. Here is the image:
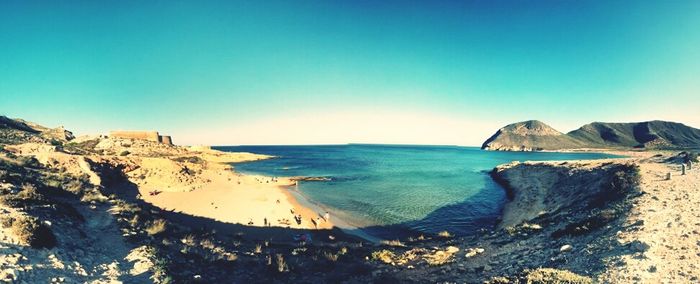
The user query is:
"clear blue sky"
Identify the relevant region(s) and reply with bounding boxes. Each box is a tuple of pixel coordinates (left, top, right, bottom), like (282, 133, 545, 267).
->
(2, 1, 699, 145)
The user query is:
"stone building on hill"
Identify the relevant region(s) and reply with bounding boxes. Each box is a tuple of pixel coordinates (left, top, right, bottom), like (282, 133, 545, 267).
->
(109, 131, 174, 145)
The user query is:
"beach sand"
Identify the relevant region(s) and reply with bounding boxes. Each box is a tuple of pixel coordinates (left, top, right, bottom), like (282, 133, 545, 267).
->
(132, 157, 334, 231)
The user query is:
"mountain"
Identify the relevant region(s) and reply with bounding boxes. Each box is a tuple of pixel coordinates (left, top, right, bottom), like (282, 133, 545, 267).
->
(482, 120, 700, 151)
(481, 120, 585, 151)
(568, 121, 700, 149)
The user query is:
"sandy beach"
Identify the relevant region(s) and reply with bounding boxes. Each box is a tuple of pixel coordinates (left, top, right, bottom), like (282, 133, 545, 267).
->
(130, 153, 334, 231)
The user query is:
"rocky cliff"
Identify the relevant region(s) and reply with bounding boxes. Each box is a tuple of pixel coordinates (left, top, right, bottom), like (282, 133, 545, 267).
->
(482, 120, 700, 151)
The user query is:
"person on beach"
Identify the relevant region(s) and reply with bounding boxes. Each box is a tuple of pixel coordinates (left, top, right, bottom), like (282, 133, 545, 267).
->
(264, 217, 268, 226)
(324, 212, 330, 222)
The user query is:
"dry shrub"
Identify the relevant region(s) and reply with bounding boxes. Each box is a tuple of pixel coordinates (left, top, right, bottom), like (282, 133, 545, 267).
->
(524, 268, 592, 284)
(423, 246, 459, 266)
(0, 183, 44, 207)
(146, 219, 167, 236)
(371, 249, 396, 264)
(112, 201, 141, 215)
(589, 164, 640, 208)
(81, 190, 109, 204)
(380, 239, 405, 247)
(0, 216, 14, 228)
(181, 234, 196, 246)
(17, 183, 41, 200)
(11, 216, 56, 248)
(552, 209, 618, 238)
(275, 254, 288, 273)
(200, 238, 216, 250)
(323, 251, 339, 262)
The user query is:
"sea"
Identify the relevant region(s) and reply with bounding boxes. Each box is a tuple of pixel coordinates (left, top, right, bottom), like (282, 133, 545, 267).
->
(215, 144, 619, 240)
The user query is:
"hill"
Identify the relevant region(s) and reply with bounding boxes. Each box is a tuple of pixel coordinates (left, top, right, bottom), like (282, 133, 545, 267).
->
(0, 115, 74, 144)
(481, 120, 585, 151)
(482, 120, 700, 151)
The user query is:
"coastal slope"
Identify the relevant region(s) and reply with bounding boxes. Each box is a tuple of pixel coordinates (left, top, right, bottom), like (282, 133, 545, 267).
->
(485, 154, 700, 283)
(482, 120, 700, 151)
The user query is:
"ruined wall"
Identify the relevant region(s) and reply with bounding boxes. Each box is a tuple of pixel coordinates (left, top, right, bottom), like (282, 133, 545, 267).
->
(109, 131, 161, 142)
(160, 135, 173, 145)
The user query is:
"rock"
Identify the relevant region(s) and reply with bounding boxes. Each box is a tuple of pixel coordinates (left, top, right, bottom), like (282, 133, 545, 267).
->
(2, 269, 17, 281)
(560, 245, 573, 252)
(465, 248, 485, 258)
(446, 246, 460, 253)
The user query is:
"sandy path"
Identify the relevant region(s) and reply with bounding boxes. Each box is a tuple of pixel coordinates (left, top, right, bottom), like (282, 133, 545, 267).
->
(599, 160, 700, 283)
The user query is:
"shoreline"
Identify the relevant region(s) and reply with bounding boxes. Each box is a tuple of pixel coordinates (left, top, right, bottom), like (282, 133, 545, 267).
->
(130, 153, 336, 233)
(283, 183, 383, 243)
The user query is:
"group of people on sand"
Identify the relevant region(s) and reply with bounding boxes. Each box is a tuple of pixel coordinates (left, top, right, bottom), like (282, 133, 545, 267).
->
(253, 177, 280, 184)
(244, 199, 332, 229)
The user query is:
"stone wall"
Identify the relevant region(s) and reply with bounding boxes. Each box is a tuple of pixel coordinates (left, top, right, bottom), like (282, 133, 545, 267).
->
(160, 135, 173, 145)
(109, 130, 175, 145)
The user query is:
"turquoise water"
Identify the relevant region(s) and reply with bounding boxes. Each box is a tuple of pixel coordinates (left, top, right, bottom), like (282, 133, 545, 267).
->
(216, 145, 618, 239)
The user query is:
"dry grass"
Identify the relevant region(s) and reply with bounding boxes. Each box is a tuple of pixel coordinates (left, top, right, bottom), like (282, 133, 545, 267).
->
(0, 216, 13, 228)
(10, 215, 56, 248)
(111, 200, 141, 215)
(323, 251, 339, 262)
(380, 239, 405, 247)
(200, 238, 216, 250)
(524, 268, 593, 284)
(81, 190, 109, 204)
(521, 222, 542, 230)
(17, 183, 41, 200)
(181, 234, 196, 246)
(254, 244, 263, 254)
(371, 249, 396, 264)
(423, 246, 459, 266)
(145, 219, 167, 236)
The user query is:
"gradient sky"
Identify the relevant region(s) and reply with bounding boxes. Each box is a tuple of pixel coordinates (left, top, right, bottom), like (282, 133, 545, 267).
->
(2, 1, 699, 146)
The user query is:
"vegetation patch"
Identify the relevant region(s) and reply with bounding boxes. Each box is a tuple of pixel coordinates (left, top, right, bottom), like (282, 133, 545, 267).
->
(146, 219, 168, 236)
(10, 215, 57, 248)
(172, 156, 205, 164)
(552, 209, 618, 238)
(588, 164, 640, 209)
(371, 249, 396, 264)
(63, 139, 100, 154)
(523, 268, 592, 284)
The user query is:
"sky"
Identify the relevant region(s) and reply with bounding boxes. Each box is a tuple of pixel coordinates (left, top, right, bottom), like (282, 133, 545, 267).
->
(2, 1, 699, 146)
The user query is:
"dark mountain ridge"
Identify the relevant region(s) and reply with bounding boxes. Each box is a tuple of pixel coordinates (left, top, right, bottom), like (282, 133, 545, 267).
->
(483, 120, 700, 151)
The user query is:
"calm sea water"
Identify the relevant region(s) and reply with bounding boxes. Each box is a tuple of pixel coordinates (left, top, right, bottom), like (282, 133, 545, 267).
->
(216, 145, 618, 239)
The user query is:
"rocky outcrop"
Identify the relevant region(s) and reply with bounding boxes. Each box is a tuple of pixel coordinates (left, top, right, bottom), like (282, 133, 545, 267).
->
(490, 160, 640, 228)
(0, 116, 74, 144)
(482, 120, 700, 151)
(481, 120, 583, 151)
